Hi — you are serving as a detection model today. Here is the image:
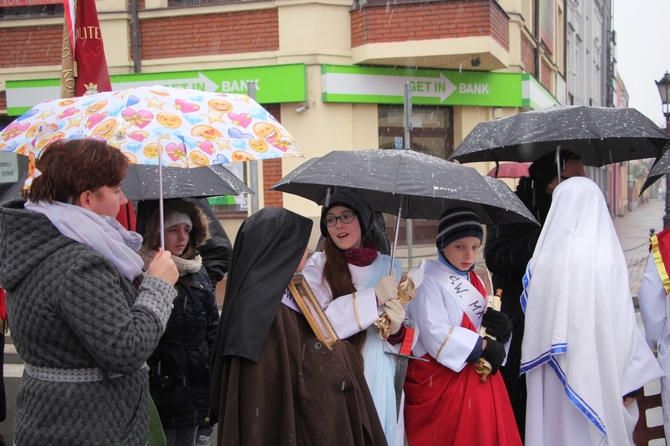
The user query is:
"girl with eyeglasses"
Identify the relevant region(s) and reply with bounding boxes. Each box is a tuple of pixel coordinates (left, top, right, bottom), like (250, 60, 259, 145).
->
(302, 188, 408, 446)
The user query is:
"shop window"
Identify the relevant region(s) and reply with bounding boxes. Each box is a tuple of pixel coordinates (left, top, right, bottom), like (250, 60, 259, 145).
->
(377, 105, 453, 246)
(0, 5, 63, 18)
(378, 105, 453, 159)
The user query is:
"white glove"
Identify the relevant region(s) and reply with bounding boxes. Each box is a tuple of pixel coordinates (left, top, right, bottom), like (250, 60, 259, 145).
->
(374, 275, 398, 305)
(384, 299, 405, 334)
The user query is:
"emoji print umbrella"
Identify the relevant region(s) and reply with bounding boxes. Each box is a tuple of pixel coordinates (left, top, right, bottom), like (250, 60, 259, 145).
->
(0, 85, 301, 248)
(0, 85, 302, 167)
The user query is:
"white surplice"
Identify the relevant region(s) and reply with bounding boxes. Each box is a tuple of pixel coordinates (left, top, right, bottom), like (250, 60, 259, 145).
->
(408, 259, 483, 370)
(520, 177, 663, 446)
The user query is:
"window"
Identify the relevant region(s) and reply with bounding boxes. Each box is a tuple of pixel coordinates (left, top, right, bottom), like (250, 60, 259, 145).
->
(378, 105, 453, 158)
(0, 5, 63, 19)
(377, 105, 453, 245)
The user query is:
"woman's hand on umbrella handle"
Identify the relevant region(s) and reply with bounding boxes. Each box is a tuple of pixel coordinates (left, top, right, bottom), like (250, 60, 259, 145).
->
(374, 275, 398, 305)
(147, 248, 178, 286)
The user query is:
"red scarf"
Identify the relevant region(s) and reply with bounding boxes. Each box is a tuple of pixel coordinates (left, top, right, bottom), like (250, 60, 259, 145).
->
(344, 247, 378, 267)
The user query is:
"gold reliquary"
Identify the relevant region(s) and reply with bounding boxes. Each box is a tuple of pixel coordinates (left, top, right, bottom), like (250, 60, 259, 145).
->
(288, 274, 339, 349)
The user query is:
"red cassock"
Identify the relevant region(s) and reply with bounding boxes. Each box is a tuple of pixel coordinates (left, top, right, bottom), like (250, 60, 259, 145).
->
(403, 272, 522, 446)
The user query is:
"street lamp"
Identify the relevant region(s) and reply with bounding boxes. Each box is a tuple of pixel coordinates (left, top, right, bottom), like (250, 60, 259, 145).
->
(656, 72, 670, 228)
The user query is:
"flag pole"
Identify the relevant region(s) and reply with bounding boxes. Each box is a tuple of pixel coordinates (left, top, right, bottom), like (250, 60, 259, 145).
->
(61, 0, 76, 98)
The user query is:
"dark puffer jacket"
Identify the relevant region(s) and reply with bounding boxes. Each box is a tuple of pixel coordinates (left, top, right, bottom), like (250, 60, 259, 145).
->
(148, 267, 219, 428)
(140, 199, 219, 429)
(0, 201, 176, 445)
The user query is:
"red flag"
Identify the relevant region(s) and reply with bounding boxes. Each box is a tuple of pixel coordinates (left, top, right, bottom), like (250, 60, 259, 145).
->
(63, 0, 112, 96)
(61, 0, 136, 230)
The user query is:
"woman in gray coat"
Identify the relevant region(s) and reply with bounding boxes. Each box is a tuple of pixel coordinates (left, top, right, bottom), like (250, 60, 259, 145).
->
(0, 139, 178, 445)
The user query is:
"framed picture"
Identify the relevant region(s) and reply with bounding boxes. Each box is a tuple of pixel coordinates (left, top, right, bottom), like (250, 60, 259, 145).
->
(288, 275, 338, 349)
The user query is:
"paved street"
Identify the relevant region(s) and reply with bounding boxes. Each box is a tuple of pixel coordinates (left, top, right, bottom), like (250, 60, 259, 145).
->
(0, 199, 666, 444)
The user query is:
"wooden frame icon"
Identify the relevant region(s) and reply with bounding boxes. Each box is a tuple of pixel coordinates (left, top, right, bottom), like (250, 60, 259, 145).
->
(288, 274, 338, 349)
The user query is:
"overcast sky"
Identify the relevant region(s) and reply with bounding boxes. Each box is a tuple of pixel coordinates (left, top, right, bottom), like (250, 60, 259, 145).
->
(612, 0, 670, 127)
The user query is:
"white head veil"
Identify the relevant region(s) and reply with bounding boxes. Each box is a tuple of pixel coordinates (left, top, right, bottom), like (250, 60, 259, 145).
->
(520, 176, 661, 444)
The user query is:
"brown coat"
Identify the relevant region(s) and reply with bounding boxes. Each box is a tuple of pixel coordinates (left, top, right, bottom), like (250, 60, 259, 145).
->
(216, 304, 387, 446)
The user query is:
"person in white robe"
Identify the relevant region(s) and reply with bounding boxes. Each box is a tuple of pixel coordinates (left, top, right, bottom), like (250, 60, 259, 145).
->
(520, 176, 663, 446)
(302, 188, 407, 446)
(638, 227, 670, 439)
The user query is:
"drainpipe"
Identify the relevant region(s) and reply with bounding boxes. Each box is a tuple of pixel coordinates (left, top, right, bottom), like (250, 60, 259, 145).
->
(533, 0, 542, 80)
(131, 0, 141, 73)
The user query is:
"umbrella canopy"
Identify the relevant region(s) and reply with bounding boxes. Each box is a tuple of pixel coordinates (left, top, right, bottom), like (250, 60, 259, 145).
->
(0, 164, 253, 203)
(486, 162, 531, 179)
(0, 85, 302, 166)
(480, 176, 537, 224)
(640, 142, 670, 194)
(271, 149, 538, 225)
(121, 164, 252, 201)
(450, 105, 668, 166)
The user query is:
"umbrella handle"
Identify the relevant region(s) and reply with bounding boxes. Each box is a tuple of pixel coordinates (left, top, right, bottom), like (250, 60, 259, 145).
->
(159, 151, 165, 250)
(390, 201, 403, 274)
(555, 145, 562, 185)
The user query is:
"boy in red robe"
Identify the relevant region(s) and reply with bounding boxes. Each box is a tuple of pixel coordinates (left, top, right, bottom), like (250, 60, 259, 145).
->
(404, 208, 522, 445)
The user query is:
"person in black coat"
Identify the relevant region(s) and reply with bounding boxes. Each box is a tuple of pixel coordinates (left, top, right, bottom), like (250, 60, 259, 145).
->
(138, 199, 219, 446)
(484, 150, 584, 440)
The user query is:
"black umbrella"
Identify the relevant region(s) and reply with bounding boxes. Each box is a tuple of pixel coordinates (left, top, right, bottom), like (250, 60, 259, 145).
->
(1, 164, 253, 203)
(450, 105, 668, 166)
(121, 164, 252, 201)
(481, 175, 535, 222)
(271, 149, 537, 226)
(639, 142, 670, 194)
(0, 180, 23, 203)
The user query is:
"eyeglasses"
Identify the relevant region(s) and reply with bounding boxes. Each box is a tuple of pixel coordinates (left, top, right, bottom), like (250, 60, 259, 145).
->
(324, 212, 355, 227)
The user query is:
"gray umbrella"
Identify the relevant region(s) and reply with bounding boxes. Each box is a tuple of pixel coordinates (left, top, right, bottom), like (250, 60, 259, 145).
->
(1, 164, 253, 203)
(121, 164, 252, 201)
(271, 149, 537, 226)
(450, 105, 668, 166)
(639, 142, 670, 194)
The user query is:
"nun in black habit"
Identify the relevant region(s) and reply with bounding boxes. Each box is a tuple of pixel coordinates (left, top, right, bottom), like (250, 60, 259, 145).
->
(210, 207, 387, 446)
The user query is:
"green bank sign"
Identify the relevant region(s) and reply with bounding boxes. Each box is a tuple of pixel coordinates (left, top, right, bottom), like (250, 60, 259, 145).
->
(6, 64, 307, 116)
(6, 63, 557, 115)
(321, 65, 556, 108)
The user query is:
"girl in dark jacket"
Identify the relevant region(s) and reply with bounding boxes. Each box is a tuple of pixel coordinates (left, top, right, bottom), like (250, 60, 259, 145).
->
(139, 199, 219, 446)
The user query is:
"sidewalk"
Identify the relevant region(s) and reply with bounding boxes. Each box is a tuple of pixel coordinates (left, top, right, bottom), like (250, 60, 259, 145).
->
(613, 199, 664, 300)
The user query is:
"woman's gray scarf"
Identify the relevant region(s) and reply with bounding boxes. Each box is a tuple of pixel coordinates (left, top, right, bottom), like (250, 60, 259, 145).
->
(25, 200, 144, 281)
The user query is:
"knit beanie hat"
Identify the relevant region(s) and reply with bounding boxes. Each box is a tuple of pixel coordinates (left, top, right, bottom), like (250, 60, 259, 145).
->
(319, 188, 374, 238)
(436, 207, 483, 251)
(164, 211, 192, 230)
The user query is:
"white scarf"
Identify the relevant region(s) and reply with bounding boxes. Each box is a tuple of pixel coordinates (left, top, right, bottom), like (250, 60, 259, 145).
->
(25, 200, 144, 281)
(138, 246, 201, 276)
(520, 177, 661, 443)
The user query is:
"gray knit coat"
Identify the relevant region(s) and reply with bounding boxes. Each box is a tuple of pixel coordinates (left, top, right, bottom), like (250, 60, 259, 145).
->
(0, 201, 177, 446)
